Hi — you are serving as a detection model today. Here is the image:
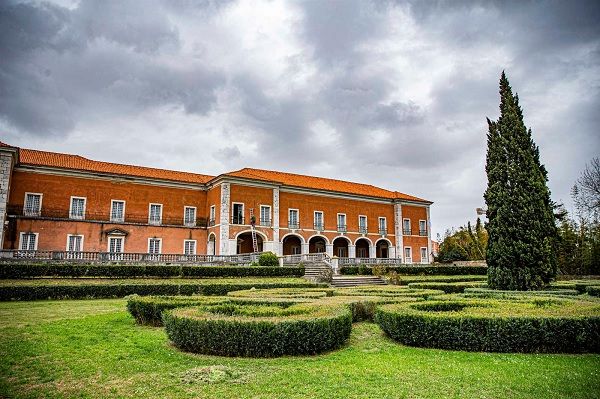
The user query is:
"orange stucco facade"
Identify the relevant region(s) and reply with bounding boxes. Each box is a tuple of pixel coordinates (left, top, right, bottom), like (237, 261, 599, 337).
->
(0, 144, 433, 263)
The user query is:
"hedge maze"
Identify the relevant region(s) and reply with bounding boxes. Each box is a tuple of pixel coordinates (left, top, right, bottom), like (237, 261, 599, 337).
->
(126, 283, 600, 357)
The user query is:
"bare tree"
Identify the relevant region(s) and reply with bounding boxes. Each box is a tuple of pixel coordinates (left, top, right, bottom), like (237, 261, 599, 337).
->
(572, 157, 600, 218)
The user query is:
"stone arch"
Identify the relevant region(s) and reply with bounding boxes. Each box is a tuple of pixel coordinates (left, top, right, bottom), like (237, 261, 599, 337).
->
(375, 238, 392, 258)
(308, 234, 328, 254)
(207, 233, 216, 256)
(281, 233, 304, 255)
(355, 237, 372, 258)
(235, 230, 266, 254)
(332, 236, 350, 258)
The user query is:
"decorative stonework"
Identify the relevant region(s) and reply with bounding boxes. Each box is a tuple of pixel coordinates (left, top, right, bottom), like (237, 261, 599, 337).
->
(272, 188, 280, 255)
(394, 203, 403, 260)
(0, 151, 15, 248)
(219, 183, 230, 255)
(426, 205, 432, 264)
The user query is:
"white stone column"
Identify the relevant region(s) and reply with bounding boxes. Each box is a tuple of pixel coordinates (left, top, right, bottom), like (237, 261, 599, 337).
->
(369, 243, 376, 258)
(0, 149, 16, 249)
(219, 183, 230, 255)
(394, 202, 403, 260)
(302, 242, 309, 254)
(272, 188, 280, 255)
(389, 246, 396, 259)
(348, 245, 356, 258)
(426, 205, 432, 264)
(326, 244, 333, 257)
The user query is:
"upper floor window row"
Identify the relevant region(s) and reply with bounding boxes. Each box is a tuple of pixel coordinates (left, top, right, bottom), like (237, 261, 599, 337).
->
(402, 218, 428, 236)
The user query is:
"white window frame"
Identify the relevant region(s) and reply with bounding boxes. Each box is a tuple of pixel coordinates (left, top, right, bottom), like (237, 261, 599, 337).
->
(19, 232, 39, 251)
(419, 219, 427, 236)
(148, 237, 162, 254)
(184, 206, 197, 227)
(66, 234, 84, 252)
(23, 192, 43, 217)
(420, 247, 428, 264)
(69, 196, 87, 220)
(358, 215, 368, 233)
(337, 213, 347, 232)
(378, 217, 387, 233)
(209, 205, 216, 225)
(288, 208, 299, 228)
(314, 211, 324, 230)
(259, 205, 271, 226)
(110, 200, 126, 223)
(148, 203, 163, 225)
(404, 246, 413, 263)
(403, 218, 411, 234)
(232, 202, 245, 224)
(183, 239, 197, 255)
(107, 236, 124, 252)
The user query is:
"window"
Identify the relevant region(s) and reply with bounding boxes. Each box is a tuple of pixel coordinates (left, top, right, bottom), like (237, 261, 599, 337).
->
(404, 247, 412, 263)
(289, 209, 299, 229)
(148, 238, 162, 254)
(19, 232, 38, 251)
(108, 237, 124, 253)
(184, 206, 196, 227)
(149, 203, 162, 225)
(420, 247, 428, 263)
(403, 218, 411, 235)
(24, 193, 42, 216)
(184, 240, 197, 255)
(66, 235, 83, 252)
(314, 211, 324, 230)
(378, 217, 387, 235)
(70, 197, 86, 220)
(337, 213, 347, 232)
(260, 205, 271, 226)
(358, 215, 367, 234)
(209, 205, 216, 226)
(337, 247, 348, 257)
(232, 203, 244, 224)
(110, 200, 125, 222)
(292, 245, 301, 255)
(419, 220, 427, 236)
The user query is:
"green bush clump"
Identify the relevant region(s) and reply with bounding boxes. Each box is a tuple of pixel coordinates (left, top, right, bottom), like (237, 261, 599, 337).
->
(258, 252, 279, 266)
(376, 298, 600, 353)
(126, 295, 230, 326)
(407, 281, 487, 293)
(463, 287, 581, 299)
(0, 280, 322, 301)
(339, 265, 487, 276)
(163, 303, 352, 357)
(0, 263, 303, 279)
(586, 286, 600, 297)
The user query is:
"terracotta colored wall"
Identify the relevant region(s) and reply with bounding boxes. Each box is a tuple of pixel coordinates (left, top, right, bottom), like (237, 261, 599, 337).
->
(401, 205, 429, 262)
(9, 171, 207, 223)
(229, 184, 273, 223)
(12, 219, 207, 253)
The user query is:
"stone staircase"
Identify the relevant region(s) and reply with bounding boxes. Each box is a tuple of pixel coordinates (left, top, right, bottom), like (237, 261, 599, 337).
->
(303, 261, 332, 280)
(331, 275, 387, 287)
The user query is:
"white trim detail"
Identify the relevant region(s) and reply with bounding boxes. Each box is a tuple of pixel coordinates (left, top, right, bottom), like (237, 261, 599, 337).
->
(24, 192, 43, 216)
(184, 239, 197, 255)
(110, 199, 126, 223)
(272, 188, 280, 255)
(66, 234, 84, 252)
(184, 206, 197, 227)
(148, 203, 163, 225)
(19, 232, 39, 250)
(69, 196, 86, 220)
(219, 183, 230, 255)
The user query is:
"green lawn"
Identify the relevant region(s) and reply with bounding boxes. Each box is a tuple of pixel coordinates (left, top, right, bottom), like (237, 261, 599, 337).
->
(1, 299, 598, 399)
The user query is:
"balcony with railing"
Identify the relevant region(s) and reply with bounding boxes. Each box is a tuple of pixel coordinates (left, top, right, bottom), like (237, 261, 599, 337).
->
(288, 221, 299, 229)
(314, 223, 324, 231)
(378, 227, 387, 235)
(208, 218, 216, 227)
(8, 205, 207, 228)
(337, 224, 347, 233)
(358, 226, 368, 234)
(260, 218, 271, 227)
(419, 229, 428, 236)
(231, 215, 244, 225)
(402, 228, 412, 235)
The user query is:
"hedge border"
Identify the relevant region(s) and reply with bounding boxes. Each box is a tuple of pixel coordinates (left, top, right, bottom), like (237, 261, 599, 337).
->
(463, 287, 581, 298)
(407, 281, 487, 293)
(376, 299, 600, 353)
(0, 281, 322, 301)
(587, 286, 600, 297)
(0, 264, 304, 279)
(163, 303, 352, 357)
(339, 265, 487, 276)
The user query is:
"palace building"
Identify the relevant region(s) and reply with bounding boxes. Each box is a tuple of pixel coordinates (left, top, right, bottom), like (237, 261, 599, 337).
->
(0, 142, 433, 263)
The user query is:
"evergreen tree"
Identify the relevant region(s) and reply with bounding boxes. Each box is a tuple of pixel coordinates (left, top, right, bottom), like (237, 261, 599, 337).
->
(484, 72, 556, 290)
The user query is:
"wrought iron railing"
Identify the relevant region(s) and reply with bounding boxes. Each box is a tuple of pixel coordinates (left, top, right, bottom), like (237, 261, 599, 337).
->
(7, 205, 207, 227)
(358, 226, 368, 234)
(260, 218, 271, 227)
(403, 228, 412, 235)
(231, 216, 244, 225)
(337, 224, 347, 233)
(419, 229, 428, 236)
(288, 222, 299, 229)
(314, 223, 324, 231)
(378, 228, 387, 235)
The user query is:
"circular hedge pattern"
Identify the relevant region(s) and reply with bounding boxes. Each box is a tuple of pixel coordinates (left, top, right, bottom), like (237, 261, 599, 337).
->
(126, 295, 230, 326)
(332, 286, 444, 298)
(227, 287, 334, 299)
(163, 302, 352, 357)
(376, 298, 600, 353)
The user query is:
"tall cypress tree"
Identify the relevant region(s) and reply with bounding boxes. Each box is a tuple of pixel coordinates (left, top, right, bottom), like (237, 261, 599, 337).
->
(485, 72, 556, 290)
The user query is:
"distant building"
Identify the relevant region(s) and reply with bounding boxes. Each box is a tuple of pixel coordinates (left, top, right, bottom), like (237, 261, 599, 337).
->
(0, 142, 433, 263)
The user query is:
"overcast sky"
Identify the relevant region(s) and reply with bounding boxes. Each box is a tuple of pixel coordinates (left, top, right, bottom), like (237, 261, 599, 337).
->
(1, 0, 599, 238)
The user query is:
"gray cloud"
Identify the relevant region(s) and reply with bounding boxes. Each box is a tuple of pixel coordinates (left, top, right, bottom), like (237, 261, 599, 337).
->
(1, 0, 599, 237)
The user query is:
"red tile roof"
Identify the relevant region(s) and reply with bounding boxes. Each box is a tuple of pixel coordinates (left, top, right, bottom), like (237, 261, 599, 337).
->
(2, 142, 430, 203)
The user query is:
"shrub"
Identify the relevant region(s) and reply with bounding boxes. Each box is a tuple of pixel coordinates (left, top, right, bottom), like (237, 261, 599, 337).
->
(0, 280, 323, 301)
(163, 303, 352, 357)
(126, 295, 230, 326)
(0, 263, 304, 279)
(375, 298, 600, 353)
(463, 287, 581, 299)
(407, 281, 487, 293)
(258, 252, 279, 266)
(228, 287, 335, 299)
(339, 265, 487, 276)
(586, 286, 600, 297)
(332, 286, 444, 298)
(386, 271, 402, 285)
(371, 265, 386, 276)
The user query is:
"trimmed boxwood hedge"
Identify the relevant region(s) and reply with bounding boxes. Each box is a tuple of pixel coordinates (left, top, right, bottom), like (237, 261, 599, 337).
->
(332, 286, 444, 298)
(126, 295, 231, 326)
(339, 265, 487, 276)
(0, 263, 304, 279)
(407, 281, 487, 293)
(463, 287, 581, 298)
(375, 298, 600, 353)
(228, 288, 335, 299)
(163, 303, 352, 357)
(0, 280, 322, 301)
(587, 286, 600, 297)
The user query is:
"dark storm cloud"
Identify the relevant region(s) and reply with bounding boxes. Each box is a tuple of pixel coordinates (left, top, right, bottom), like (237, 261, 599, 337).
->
(1, 0, 598, 235)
